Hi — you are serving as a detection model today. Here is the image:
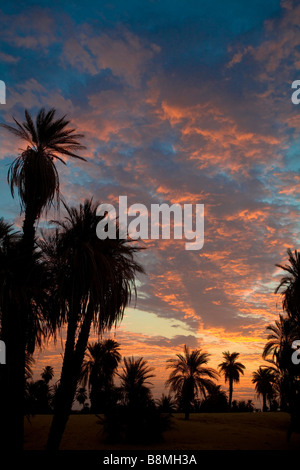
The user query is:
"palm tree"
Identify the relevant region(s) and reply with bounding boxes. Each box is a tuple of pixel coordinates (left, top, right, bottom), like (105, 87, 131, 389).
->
(262, 315, 298, 410)
(80, 339, 121, 412)
(43, 200, 144, 450)
(263, 315, 297, 365)
(252, 367, 276, 411)
(156, 394, 177, 413)
(200, 384, 228, 412)
(0, 218, 53, 449)
(1, 108, 85, 450)
(1, 108, 86, 253)
(41, 366, 54, 385)
(218, 351, 245, 409)
(75, 387, 88, 410)
(165, 345, 219, 420)
(118, 357, 155, 410)
(275, 249, 300, 325)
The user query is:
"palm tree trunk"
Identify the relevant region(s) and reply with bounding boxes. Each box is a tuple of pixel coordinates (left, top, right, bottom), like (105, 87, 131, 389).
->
(229, 379, 233, 408)
(184, 406, 190, 420)
(1, 295, 26, 450)
(263, 393, 267, 412)
(46, 305, 93, 451)
(22, 209, 36, 256)
(4, 210, 37, 450)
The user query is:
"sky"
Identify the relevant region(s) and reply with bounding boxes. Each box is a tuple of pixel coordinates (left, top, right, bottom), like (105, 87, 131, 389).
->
(0, 0, 300, 408)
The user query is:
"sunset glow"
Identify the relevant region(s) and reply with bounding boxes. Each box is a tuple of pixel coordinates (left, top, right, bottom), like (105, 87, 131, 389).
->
(1, 0, 300, 413)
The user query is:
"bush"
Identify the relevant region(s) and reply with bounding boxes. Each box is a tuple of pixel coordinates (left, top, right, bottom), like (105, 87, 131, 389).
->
(99, 401, 172, 444)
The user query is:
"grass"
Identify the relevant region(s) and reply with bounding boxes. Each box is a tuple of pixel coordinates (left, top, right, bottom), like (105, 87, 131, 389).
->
(24, 412, 300, 450)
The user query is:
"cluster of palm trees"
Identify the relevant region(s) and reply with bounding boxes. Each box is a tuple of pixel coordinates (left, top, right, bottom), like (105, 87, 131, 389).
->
(0, 108, 144, 451)
(25, 365, 55, 414)
(53, 340, 248, 422)
(251, 249, 300, 414)
(1, 107, 299, 450)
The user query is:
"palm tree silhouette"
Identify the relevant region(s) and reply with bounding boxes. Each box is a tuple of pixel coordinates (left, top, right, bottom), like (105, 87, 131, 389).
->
(275, 248, 300, 326)
(263, 314, 298, 410)
(156, 394, 177, 413)
(1, 108, 86, 253)
(80, 339, 121, 412)
(118, 357, 155, 410)
(0, 218, 53, 448)
(263, 314, 297, 364)
(75, 387, 88, 411)
(44, 200, 144, 450)
(41, 365, 54, 385)
(1, 108, 86, 450)
(252, 366, 276, 411)
(165, 345, 219, 420)
(218, 351, 245, 409)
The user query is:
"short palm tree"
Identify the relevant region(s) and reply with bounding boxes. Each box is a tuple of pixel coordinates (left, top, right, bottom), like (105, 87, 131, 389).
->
(80, 339, 121, 412)
(252, 367, 276, 411)
(218, 351, 245, 408)
(155, 394, 177, 413)
(43, 200, 144, 451)
(75, 387, 88, 410)
(166, 345, 219, 420)
(41, 366, 54, 385)
(118, 357, 155, 409)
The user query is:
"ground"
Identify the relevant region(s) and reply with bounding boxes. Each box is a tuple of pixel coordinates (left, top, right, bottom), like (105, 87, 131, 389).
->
(24, 412, 300, 450)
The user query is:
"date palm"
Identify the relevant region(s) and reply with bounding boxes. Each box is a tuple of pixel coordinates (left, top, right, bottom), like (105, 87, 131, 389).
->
(80, 339, 121, 412)
(118, 356, 155, 409)
(252, 367, 276, 411)
(275, 249, 300, 326)
(1, 108, 86, 253)
(43, 200, 144, 450)
(263, 314, 298, 374)
(1, 108, 85, 450)
(41, 366, 55, 385)
(218, 351, 245, 408)
(166, 345, 219, 420)
(263, 315, 300, 410)
(0, 218, 53, 449)
(75, 387, 88, 410)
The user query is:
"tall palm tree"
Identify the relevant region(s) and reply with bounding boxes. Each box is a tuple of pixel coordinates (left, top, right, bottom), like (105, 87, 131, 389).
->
(80, 339, 121, 412)
(0, 218, 52, 449)
(1, 108, 86, 450)
(118, 357, 155, 410)
(1, 108, 86, 253)
(218, 351, 245, 408)
(165, 345, 219, 420)
(43, 200, 144, 451)
(275, 249, 300, 326)
(252, 367, 276, 411)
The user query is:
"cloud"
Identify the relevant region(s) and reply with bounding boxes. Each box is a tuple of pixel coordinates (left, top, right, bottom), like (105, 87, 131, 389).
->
(62, 28, 160, 87)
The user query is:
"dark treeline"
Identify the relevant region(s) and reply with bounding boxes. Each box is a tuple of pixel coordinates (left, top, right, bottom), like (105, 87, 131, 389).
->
(23, 341, 255, 443)
(0, 109, 300, 450)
